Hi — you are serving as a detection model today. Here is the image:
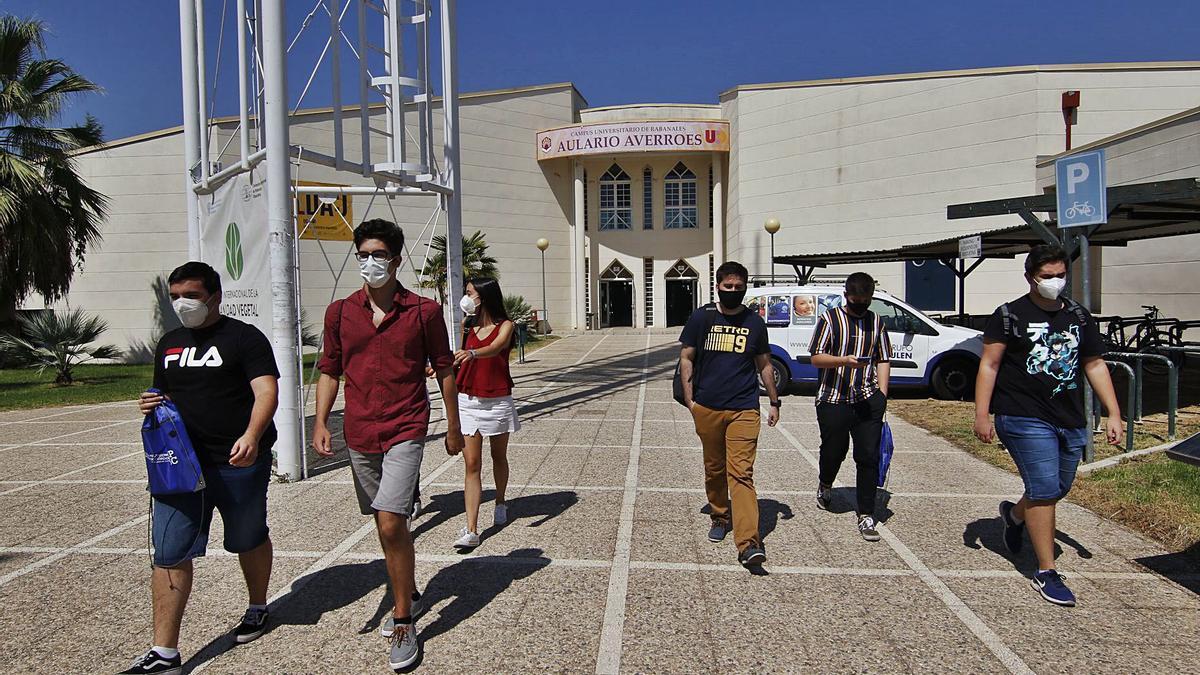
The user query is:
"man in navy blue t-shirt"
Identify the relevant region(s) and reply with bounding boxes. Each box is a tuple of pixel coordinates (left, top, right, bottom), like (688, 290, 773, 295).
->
(679, 261, 780, 568)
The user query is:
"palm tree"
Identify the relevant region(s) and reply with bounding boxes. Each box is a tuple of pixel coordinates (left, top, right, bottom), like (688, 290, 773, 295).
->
(0, 16, 108, 327)
(0, 309, 120, 384)
(419, 230, 500, 304)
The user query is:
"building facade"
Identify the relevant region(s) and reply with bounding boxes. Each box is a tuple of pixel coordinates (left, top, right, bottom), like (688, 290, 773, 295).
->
(55, 62, 1200, 353)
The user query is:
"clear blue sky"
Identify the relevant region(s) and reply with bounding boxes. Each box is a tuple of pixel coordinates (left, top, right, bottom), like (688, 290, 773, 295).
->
(7, 0, 1200, 141)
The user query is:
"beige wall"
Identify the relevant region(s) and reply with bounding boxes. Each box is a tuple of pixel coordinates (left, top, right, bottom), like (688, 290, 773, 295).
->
(64, 84, 579, 355)
(722, 65, 1200, 314)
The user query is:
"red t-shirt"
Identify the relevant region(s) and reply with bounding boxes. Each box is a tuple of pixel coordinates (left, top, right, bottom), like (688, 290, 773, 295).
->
(455, 322, 514, 398)
(317, 287, 454, 453)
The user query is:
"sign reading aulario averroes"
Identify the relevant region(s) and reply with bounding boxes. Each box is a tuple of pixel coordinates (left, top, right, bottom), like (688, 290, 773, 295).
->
(536, 120, 729, 160)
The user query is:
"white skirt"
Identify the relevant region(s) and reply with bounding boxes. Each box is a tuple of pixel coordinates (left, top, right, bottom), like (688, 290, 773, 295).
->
(458, 393, 521, 437)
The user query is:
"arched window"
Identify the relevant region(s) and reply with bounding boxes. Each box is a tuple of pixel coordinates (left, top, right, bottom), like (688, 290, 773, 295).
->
(642, 166, 653, 230)
(664, 162, 697, 229)
(599, 164, 632, 230)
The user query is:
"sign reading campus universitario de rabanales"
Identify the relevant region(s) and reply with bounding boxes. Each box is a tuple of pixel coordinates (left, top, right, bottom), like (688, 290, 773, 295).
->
(536, 120, 730, 160)
(200, 172, 274, 339)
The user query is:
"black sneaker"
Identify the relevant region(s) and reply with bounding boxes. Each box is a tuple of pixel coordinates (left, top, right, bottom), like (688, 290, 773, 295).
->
(707, 520, 730, 543)
(234, 607, 269, 644)
(999, 501, 1025, 555)
(816, 483, 833, 511)
(119, 649, 181, 675)
(738, 547, 766, 567)
(857, 515, 881, 542)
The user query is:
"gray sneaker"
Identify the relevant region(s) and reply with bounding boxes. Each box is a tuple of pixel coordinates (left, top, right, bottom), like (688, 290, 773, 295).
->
(380, 593, 426, 637)
(388, 621, 419, 670)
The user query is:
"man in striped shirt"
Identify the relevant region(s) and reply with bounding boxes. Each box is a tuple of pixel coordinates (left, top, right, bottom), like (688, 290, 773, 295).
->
(808, 273, 892, 541)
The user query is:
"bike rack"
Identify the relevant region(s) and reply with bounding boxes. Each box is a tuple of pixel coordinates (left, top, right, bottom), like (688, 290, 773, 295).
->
(1104, 352, 1177, 441)
(1102, 359, 1137, 457)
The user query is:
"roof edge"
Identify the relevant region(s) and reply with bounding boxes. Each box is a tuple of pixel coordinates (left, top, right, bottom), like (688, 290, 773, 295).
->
(1036, 104, 1200, 167)
(719, 61, 1200, 101)
(579, 102, 720, 114)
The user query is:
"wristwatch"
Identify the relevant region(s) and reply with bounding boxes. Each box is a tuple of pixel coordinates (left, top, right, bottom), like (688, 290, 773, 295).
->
(769, 399, 782, 408)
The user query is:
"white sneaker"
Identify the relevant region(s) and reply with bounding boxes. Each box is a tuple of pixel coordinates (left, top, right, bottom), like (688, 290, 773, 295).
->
(493, 503, 508, 526)
(411, 497, 424, 520)
(453, 527, 480, 549)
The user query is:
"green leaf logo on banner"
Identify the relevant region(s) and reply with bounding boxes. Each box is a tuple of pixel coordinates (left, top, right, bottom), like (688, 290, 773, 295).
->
(225, 222, 244, 281)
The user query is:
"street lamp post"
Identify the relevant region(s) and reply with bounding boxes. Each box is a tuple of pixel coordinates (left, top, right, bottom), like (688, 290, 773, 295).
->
(536, 238, 550, 328)
(764, 217, 781, 284)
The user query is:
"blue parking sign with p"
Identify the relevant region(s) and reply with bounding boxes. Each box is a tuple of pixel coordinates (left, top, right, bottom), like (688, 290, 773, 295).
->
(1055, 149, 1106, 228)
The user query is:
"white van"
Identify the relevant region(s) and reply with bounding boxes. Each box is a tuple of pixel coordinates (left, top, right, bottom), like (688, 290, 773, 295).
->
(745, 285, 983, 400)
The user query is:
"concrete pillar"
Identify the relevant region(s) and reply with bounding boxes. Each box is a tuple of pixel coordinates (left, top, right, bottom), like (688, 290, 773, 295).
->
(573, 160, 587, 330)
(711, 153, 725, 304)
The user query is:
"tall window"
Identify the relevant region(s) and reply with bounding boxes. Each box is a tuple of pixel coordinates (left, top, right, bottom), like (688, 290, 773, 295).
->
(583, 170, 589, 230)
(707, 165, 714, 228)
(642, 167, 653, 230)
(599, 164, 632, 230)
(643, 258, 654, 327)
(664, 162, 698, 229)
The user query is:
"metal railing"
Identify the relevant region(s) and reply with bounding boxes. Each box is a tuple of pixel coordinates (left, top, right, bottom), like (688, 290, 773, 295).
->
(1103, 351, 1178, 442)
(1101, 359, 1136, 458)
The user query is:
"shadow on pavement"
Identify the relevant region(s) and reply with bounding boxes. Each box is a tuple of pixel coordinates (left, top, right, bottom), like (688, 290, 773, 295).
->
(758, 498, 794, 542)
(961, 516, 1092, 573)
(410, 490, 580, 545)
(1135, 541, 1200, 595)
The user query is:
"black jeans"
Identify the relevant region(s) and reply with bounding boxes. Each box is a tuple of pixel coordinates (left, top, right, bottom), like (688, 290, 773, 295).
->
(816, 390, 887, 516)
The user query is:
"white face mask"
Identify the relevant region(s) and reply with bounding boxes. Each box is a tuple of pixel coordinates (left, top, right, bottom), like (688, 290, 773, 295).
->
(1035, 276, 1067, 300)
(359, 256, 394, 289)
(459, 295, 477, 316)
(173, 297, 212, 329)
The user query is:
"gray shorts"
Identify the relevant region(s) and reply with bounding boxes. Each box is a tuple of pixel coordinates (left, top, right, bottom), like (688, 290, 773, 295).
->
(348, 440, 424, 516)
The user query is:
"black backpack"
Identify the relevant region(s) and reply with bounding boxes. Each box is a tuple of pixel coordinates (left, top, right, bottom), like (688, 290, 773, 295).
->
(672, 305, 720, 406)
(1000, 298, 1089, 350)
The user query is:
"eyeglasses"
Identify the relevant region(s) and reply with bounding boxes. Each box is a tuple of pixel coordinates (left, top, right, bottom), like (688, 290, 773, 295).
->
(354, 251, 394, 262)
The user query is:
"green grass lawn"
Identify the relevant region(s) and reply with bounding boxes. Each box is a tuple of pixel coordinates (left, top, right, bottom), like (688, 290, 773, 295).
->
(0, 363, 154, 411)
(0, 334, 563, 412)
(890, 397, 1200, 557)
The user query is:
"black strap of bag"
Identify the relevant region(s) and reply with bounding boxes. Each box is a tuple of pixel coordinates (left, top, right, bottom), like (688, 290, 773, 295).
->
(673, 305, 720, 406)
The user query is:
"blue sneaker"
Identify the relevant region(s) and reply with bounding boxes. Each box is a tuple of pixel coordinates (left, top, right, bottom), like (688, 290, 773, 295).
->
(707, 520, 729, 543)
(1031, 570, 1076, 607)
(999, 501, 1025, 555)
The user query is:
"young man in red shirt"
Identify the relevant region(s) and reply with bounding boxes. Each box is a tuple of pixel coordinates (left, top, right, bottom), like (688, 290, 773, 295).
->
(313, 219, 465, 669)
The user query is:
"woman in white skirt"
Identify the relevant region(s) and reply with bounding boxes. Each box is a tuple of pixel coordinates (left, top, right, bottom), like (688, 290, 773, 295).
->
(452, 277, 520, 549)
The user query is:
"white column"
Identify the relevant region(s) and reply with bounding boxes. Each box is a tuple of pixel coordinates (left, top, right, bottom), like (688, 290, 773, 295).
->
(440, 0, 464, 348)
(711, 153, 725, 304)
(178, 0, 201, 259)
(261, 0, 302, 481)
(573, 160, 586, 330)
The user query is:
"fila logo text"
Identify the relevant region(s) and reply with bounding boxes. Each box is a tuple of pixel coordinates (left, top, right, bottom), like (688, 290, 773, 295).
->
(164, 346, 225, 368)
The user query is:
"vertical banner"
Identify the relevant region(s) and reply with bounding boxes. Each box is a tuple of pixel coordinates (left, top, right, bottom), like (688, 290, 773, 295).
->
(199, 173, 274, 339)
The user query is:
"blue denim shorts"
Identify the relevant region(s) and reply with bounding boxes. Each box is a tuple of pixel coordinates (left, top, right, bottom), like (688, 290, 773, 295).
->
(995, 414, 1087, 501)
(151, 459, 271, 567)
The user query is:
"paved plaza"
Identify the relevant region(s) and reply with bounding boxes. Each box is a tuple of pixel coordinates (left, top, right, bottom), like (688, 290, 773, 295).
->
(0, 332, 1196, 673)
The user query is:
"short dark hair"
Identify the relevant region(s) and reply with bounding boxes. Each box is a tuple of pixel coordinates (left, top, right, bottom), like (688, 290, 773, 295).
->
(1024, 244, 1069, 277)
(168, 261, 222, 295)
(353, 218, 405, 256)
(715, 261, 749, 284)
(845, 272, 876, 297)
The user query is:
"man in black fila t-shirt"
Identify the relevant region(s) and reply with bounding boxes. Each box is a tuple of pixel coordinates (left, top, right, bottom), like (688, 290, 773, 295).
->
(975, 245, 1123, 608)
(120, 262, 280, 675)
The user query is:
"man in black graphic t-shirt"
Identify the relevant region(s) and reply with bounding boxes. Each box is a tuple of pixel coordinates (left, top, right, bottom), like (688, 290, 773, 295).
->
(679, 260, 780, 569)
(974, 245, 1123, 608)
(120, 262, 279, 675)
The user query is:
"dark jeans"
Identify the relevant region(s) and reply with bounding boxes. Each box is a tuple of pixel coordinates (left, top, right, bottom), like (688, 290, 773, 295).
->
(816, 390, 887, 516)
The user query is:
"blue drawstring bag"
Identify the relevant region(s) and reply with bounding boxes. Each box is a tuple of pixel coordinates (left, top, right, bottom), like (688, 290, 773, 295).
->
(877, 419, 895, 488)
(141, 389, 206, 495)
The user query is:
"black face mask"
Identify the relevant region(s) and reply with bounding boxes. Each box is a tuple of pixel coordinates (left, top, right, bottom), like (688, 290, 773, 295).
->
(718, 289, 747, 310)
(846, 301, 871, 316)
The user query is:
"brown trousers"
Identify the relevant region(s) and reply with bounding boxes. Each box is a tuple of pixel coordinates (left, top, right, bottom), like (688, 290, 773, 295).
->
(691, 403, 761, 553)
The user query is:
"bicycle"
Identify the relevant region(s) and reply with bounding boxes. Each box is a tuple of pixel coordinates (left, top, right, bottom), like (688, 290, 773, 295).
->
(1129, 305, 1182, 374)
(1064, 201, 1095, 219)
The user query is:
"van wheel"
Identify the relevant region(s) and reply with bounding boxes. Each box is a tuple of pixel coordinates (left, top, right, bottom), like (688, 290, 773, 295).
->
(931, 359, 976, 400)
(769, 356, 790, 396)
